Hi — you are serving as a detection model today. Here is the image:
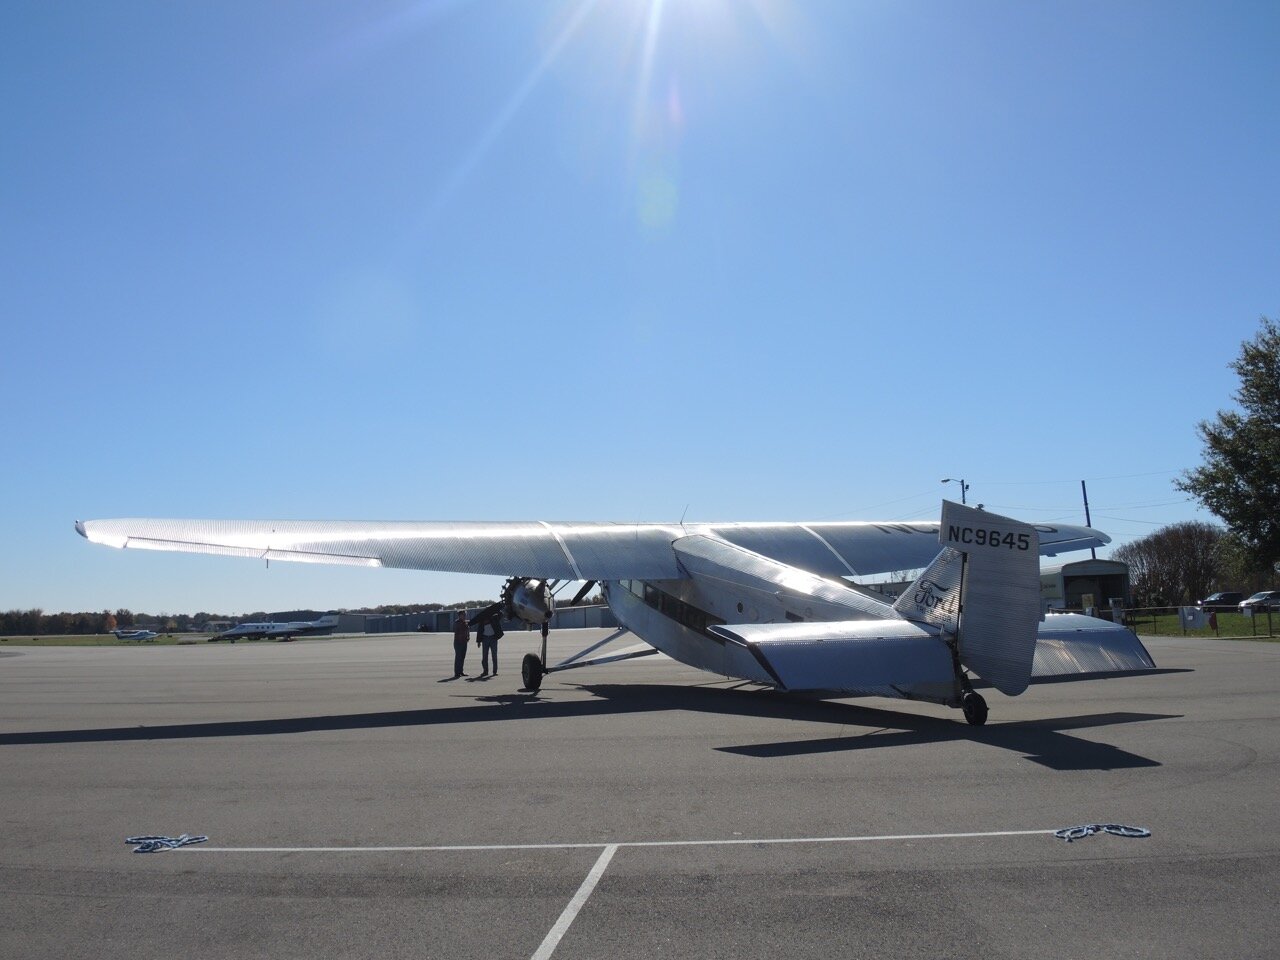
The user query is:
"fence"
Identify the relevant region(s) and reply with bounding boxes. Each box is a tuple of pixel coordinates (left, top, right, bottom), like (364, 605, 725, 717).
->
(1110, 606, 1277, 639)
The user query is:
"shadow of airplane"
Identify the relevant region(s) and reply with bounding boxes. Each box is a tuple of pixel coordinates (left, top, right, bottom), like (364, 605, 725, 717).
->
(715, 708, 1173, 770)
(0, 681, 1175, 769)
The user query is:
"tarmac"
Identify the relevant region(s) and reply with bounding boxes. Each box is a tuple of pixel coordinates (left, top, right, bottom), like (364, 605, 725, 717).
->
(0, 629, 1276, 959)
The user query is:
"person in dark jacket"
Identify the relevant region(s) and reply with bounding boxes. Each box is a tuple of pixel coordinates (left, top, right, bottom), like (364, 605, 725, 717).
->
(477, 613, 503, 677)
(451, 610, 469, 678)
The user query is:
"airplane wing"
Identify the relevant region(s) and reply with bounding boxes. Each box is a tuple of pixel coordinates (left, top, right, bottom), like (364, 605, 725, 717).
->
(75, 519, 687, 579)
(75, 515, 1109, 581)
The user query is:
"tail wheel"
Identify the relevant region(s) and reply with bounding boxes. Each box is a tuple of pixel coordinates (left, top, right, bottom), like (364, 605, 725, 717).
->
(961, 691, 988, 726)
(521, 653, 545, 692)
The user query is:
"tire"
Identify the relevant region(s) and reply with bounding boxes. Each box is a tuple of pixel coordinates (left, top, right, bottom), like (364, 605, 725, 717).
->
(961, 691, 988, 726)
(521, 653, 544, 692)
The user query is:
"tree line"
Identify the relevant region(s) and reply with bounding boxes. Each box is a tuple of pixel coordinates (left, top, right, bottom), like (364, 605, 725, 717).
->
(1111, 521, 1267, 607)
(0, 609, 124, 636)
(0, 600, 500, 637)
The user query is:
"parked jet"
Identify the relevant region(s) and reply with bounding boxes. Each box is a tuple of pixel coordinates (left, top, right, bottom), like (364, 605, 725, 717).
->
(112, 628, 158, 642)
(75, 502, 1153, 724)
(212, 614, 339, 642)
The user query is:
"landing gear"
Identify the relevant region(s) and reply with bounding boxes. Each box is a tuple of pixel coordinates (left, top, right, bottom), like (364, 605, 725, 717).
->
(943, 629, 989, 726)
(521, 653, 545, 692)
(961, 691, 988, 726)
(520, 622, 550, 692)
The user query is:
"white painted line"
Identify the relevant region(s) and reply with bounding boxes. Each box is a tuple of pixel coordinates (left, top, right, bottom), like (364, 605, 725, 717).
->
(193, 843, 607, 853)
(530, 843, 617, 960)
(190, 827, 1057, 854)
(621, 828, 1056, 847)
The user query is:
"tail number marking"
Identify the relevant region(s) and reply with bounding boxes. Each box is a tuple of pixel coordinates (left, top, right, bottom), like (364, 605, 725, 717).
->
(947, 526, 1031, 551)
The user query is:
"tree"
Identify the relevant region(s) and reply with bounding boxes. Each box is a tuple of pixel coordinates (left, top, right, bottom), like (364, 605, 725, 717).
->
(20, 608, 42, 635)
(1113, 521, 1223, 605)
(1176, 317, 1280, 576)
(1114, 538, 1175, 606)
(1164, 521, 1224, 604)
(1213, 531, 1272, 594)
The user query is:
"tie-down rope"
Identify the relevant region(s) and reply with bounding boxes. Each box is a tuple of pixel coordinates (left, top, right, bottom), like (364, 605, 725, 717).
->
(126, 834, 209, 853)
(1053, 823, 1150, 843)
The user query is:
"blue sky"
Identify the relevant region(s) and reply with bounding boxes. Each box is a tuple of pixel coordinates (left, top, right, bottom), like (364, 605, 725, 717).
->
(2, 0, 1276, 615)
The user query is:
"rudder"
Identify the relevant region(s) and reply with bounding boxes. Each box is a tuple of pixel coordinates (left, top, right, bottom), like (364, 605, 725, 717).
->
(939, 501, 1042, 696)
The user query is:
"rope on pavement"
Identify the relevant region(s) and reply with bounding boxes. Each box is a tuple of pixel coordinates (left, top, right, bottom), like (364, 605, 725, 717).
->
(126, 834, 209, 853)
(1053, 823, 1150, 843)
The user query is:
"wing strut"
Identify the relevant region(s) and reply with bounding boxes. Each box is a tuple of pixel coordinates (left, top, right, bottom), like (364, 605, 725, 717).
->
(552, 627, 631, 668)
(520, 628, 651, 691)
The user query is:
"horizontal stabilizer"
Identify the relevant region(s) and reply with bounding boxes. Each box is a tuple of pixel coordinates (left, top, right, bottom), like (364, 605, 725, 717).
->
(709, 620, 953, 696)
(1032, 614, 1156, 678)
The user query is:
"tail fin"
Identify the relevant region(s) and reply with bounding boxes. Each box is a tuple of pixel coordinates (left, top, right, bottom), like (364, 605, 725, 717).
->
(893, 544, 964, 633)
(899, 501, 1042, 696)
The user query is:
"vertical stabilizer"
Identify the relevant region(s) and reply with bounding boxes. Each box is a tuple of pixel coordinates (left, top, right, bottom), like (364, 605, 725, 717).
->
(893, 546, 964, 634)
(939, 500, 1042, 696)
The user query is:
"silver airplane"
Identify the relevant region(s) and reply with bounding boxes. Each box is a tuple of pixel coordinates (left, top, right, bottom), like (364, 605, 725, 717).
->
(76, 501, 1153, 725)
(212, 614, 339, 642)
(111, 628, 158, 642)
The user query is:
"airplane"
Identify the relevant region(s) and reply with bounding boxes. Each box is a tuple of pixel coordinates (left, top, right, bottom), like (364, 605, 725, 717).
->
(211, 613, 339, 643)
(111, 628, 158, 642)
(75, 501, 1154, 725)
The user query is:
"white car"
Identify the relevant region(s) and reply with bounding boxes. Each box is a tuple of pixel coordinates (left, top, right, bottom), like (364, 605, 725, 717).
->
(1238, 590, 1280, 613)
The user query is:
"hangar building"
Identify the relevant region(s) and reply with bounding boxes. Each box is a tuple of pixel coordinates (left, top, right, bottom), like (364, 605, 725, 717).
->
(1040, 559, 1130, 610)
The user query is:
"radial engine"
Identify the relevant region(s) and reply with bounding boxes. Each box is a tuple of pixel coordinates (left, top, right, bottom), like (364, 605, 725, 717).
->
(501, 577, 555, 627)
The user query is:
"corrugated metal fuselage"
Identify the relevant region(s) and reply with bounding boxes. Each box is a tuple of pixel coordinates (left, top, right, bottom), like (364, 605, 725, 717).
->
(602, 576, 958, 703)
(602, 567, 1156, 704)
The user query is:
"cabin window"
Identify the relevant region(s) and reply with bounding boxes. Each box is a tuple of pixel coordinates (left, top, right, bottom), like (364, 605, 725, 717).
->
(630, 580, 724, 641)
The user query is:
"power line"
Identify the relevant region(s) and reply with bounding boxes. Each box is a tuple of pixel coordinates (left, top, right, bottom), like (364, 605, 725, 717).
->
(982, 498, 1192, 513)
(1094, 513, 1214, 527)
(973, 470, 1182, 486)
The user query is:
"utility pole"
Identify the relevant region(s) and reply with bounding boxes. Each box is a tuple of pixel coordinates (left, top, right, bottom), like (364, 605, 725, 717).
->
(1081, 479, 1096, 560)
(942, 478, 969, 505)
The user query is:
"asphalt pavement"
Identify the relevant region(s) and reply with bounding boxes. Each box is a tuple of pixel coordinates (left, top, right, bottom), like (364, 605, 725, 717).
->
(0, 629, 1276, 959)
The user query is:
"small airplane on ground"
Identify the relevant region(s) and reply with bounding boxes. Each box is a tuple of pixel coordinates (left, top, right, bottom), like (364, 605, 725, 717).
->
(76, 501, 1154, 724)
(111, 628, 159, 642)
(212, 614, 339, 643)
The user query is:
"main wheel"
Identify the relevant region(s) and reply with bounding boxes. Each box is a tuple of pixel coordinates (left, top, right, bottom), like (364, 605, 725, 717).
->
(521, 653, 545, 692)
(961, 691, 988, 726)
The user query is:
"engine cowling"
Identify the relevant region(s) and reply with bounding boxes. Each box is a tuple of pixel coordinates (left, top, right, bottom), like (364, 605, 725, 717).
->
(502, 577, 555, 626)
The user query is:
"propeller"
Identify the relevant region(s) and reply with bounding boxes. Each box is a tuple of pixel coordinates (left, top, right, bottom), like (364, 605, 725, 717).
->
(567, 580, 598, 607)
(468, 601, 503, 627)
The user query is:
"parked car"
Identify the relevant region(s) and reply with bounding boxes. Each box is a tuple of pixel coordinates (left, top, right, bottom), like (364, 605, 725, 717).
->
(1238, 591, 1280, 613)
(1198, 591, 1243, 611)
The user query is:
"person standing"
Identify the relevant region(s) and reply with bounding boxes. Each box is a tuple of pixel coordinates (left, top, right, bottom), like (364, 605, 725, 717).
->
(478, 613, 502, 677)
(451, 609, 469, 679)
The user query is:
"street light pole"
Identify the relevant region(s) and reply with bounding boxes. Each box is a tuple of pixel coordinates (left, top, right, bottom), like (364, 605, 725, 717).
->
(941, 478, 969, 505)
